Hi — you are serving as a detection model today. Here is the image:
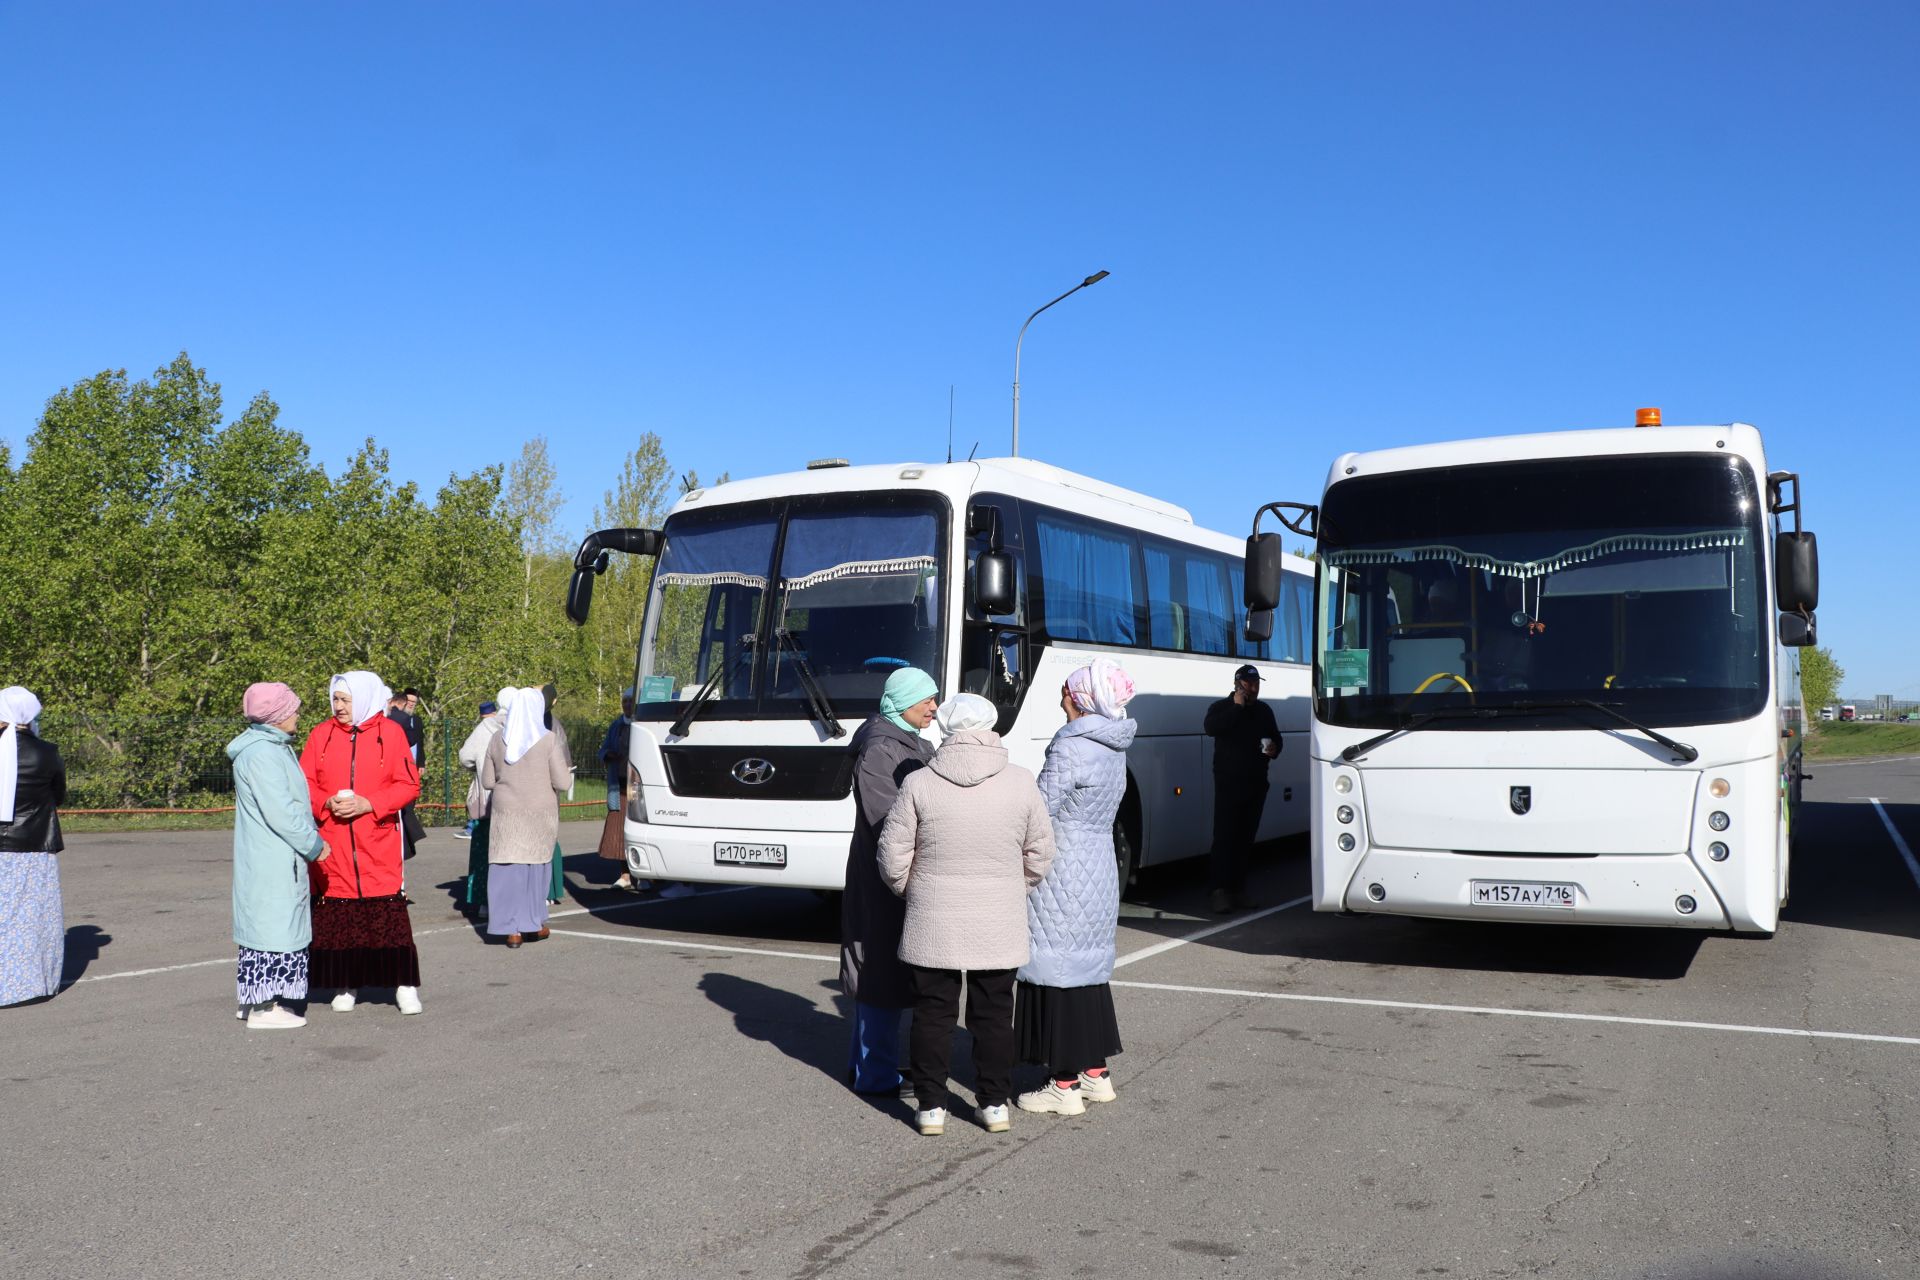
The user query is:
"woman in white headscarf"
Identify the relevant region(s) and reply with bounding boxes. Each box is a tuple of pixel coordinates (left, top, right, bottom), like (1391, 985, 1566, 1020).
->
(878, 693, 1055, 1137)
(459, 687, 519, 919)
(0, 687, 68, 1006)
(479, 687, 573, 947)
(300, 670, 424, 1015)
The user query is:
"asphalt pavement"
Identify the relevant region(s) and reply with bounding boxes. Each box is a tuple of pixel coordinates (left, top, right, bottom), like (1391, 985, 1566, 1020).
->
(6, 756, 1920, 1279)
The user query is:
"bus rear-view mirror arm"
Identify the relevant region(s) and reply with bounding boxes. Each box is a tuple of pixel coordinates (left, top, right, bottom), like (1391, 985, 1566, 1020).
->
(1244, 501, 1317, 613)
(564, 526, 664, 626)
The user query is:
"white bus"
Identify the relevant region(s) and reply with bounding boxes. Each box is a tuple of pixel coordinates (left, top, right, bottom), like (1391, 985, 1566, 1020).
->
(1241, 412, 1819, 934)
(566, 457, 1316, 892)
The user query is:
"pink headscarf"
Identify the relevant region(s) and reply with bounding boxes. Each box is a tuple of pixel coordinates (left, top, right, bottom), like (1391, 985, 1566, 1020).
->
(1067, 658, 1135, 720)
(243, 682, 302, 725)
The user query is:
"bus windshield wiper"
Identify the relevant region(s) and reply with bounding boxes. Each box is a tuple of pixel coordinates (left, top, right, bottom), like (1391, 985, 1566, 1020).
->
(775, 628, 846, 739)
(669, 636, 756, 739)
(1502, 698, 1700, 763)
(1341, 699, 1699, 764)
(1340, 705, 1497, 762)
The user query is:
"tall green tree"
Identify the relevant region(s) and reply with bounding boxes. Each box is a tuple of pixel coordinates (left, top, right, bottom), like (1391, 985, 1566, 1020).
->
(1800, 646, 1844, 719)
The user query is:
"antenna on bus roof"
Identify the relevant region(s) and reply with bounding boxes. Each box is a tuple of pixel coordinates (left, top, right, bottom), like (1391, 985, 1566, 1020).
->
(967, 441, 979, 462)
(946, 385, 955, 464)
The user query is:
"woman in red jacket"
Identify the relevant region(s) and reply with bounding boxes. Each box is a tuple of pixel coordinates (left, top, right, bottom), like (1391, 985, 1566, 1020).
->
(301, 670, 424, 1015)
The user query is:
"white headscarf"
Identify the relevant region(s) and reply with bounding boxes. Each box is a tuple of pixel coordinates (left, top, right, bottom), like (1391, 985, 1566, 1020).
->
(935, 692, 999, 735)
(0, 686, 44, 824)
(503, 686, 549, 764)
(496, 686, 520, 713)
(329, 671, 392, 729)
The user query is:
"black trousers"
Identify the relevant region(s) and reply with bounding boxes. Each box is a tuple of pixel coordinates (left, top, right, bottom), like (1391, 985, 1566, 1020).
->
(1209, 780, 1269, 893)
(907, 964, 1017, 1111)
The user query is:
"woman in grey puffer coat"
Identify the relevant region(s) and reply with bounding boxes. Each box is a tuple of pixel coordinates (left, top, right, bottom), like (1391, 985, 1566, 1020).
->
(1015, 658, 1137, 1118)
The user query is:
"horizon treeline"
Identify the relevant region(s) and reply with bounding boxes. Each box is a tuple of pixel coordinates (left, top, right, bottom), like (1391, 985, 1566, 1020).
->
(0, 353, 676, 806)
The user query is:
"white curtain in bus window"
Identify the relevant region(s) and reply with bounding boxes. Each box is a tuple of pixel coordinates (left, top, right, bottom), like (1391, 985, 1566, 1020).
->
(1036, 515, 1138, 646)
(774, 508, 941, 699)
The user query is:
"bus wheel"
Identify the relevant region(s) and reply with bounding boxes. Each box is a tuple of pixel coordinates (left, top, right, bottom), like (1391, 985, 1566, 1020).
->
(1114, 784, 1143, 900)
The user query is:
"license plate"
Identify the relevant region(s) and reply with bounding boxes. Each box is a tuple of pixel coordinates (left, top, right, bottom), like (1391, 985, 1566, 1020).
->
(1471, 880, 1575, 909)
(715, 842, 787, 868)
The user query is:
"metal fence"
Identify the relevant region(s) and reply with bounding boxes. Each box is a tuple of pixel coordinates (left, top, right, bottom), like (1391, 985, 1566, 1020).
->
(39, 714, 615, 821)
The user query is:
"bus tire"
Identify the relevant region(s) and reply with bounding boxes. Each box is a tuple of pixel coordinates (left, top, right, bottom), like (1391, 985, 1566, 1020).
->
(1114, 781, 1143, 900)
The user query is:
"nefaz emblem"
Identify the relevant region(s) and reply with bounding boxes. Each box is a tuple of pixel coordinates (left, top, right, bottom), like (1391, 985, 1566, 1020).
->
(732, 758, 777, 786)
(1509, 786, 1532, 816)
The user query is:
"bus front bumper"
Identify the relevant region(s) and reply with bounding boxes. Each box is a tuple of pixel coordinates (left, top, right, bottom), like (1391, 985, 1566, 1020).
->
(626, 823, 850, 892)
(1332, 847, 1733, 929)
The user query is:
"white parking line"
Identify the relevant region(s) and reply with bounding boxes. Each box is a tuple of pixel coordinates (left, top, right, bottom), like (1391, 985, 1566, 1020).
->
(1869, 798, 1920, 895)
(73, 887, 757, 984)
(546, 927, 835, 964)
(1808, 755, 1920, 768)
(1108, 979, 1920, 1048)
(1113, 895, 1312, 969)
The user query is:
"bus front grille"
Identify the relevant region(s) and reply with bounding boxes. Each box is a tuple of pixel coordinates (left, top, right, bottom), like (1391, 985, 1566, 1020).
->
(660, 746, 857, 802)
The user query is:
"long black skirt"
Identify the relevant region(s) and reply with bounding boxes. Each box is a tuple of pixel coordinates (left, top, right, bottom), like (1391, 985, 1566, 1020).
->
(310, 894, 421, 990)
(1015, 981, 1123, 1075)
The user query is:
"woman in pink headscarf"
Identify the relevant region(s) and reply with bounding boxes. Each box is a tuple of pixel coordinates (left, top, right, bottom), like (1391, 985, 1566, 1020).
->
(1015, 658, 1137, 1118)
(227, 682, 330, 1029)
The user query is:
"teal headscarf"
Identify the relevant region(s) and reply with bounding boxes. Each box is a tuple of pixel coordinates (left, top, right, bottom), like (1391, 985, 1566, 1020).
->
(879, 666, 939, 733)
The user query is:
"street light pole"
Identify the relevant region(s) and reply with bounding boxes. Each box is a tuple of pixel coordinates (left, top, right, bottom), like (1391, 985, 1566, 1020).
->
(1011, 269, 1109, 457)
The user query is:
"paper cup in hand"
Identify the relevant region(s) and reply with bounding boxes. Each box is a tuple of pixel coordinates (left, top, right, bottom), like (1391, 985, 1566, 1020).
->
(336, 789, 354, 799)
(1260, 738, 1275, 753)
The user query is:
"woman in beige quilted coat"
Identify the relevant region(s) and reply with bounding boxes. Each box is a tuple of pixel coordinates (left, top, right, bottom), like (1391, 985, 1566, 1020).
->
(879, 693, 1054, 1137)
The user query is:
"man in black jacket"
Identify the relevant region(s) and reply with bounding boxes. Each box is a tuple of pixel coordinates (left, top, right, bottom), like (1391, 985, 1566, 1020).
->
(1203, 664, 1281, 913)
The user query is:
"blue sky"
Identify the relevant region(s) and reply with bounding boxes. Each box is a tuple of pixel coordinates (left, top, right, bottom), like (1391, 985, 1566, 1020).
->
(3, 3, 1915, 697)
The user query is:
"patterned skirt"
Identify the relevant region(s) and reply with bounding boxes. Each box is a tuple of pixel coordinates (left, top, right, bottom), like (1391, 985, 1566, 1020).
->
(310, 894, 421, 990)
(237, 946, 309, 1006)
(0, 850, 64, 1006)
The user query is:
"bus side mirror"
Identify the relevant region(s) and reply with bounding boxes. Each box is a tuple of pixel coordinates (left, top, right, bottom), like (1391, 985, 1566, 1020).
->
(1245, 609, 1274, 645)
(1778, 611, 1816, 648)
(1775, 530, 1819, 613)
(564, 551, 612, 625)
(975, 551, 1016, 616)
(1245, 533, 1284, 611)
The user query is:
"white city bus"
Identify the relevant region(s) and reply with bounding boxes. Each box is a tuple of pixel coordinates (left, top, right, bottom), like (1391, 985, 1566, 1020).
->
(566, 457, 1316, 891)
(1241, 412, 1819, 934)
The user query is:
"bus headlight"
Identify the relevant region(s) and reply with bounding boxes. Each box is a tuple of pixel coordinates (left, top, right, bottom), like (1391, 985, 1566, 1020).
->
(627, 764, 648, 824)
(1709, 842, 1730, 861)
(1336, 805, 1355, 825)
(1337, 833, 1356, 852)
(1333, 774, 1354, 794)
(1708, 811, 1730, 832)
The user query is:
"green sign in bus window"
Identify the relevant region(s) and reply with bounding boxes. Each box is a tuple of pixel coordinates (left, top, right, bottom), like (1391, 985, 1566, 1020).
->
(1324, 648, 1370, 689)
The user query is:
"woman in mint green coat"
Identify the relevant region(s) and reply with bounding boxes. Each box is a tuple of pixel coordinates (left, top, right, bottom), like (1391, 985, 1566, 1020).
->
(228, 682, 330, 1030)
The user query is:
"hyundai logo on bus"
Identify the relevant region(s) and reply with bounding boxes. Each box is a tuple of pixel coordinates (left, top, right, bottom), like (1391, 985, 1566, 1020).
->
(732, 758, 777, 786)
(1510, 786, 1532, 816)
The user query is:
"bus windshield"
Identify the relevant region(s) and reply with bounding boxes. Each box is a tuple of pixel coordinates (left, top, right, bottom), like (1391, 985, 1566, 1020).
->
(1315, 454, 1768, 731)
(635, 493, 947, 723)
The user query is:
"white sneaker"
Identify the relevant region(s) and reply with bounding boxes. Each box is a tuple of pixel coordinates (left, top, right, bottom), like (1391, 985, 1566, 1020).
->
(1016, 1081, 1087, 1116)
(1078, 1071, 1117, 1104)
(396, 986, 423, 1015)
(331, 990, 357, 1012)
(659, 882, 696, 900)
(915, 1107, 946, 1136)
(453, 830, 472, 841)
(979, 1103, 1012, 1133)
(246, 1004, 306, 1030)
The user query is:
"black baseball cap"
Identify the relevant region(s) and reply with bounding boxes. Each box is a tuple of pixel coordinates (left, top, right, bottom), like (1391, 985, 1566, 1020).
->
(1235, 664, 1261, 682)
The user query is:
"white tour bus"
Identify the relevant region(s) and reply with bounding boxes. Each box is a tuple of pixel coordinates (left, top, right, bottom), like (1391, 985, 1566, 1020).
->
(565, 457, 1315, 892)
(1240, 411, 1818, 934)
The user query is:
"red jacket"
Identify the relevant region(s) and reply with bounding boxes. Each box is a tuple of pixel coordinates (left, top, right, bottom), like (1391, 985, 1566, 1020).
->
(300, 715, 421, 900)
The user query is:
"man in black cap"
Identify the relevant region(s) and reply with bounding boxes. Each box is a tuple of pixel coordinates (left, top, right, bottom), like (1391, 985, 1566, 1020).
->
(1203, 664, 1281, 913)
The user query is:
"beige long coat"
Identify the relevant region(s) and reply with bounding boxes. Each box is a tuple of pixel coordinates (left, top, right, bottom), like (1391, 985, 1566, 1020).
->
(480, 731, 572, 864)
(877, 729, 1055, 971)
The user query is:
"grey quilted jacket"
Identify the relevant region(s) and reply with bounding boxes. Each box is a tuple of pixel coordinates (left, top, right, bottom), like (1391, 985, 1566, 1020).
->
(1018, 714, 1137, 988)
(878, 729, 1055, 972)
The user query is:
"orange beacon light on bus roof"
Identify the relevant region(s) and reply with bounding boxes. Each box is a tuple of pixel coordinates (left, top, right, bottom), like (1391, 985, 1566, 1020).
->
(1635, 407, 1662, 428)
